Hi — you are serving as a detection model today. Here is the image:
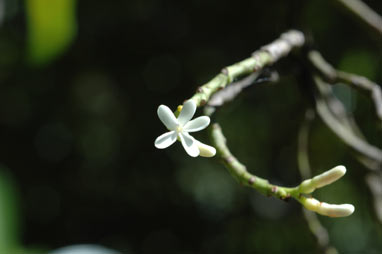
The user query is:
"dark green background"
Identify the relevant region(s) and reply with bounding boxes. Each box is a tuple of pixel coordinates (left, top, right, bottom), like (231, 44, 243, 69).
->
(0, 0, 381, 253)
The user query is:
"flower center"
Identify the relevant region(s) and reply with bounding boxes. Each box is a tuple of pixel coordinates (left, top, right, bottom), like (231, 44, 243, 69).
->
(175, 125, 183, 133)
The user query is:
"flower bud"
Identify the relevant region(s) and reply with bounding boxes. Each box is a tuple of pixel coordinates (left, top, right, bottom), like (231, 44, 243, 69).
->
(196, 141, 216, 157)
(316, 203, 355, 218)
(302, 197, 355, 217)
(312, 165, 346, 188)
(299, 165, 346, 194)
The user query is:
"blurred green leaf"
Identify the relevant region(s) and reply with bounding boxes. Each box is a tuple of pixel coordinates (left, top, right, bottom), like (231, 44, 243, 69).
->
(338, 49, 378, 80)
(0, 167, 20, 253)
(26, 0, 77, 66)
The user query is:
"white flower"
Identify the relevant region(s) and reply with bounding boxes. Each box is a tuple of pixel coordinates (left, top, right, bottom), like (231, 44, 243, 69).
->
(154, 100, 216, 157)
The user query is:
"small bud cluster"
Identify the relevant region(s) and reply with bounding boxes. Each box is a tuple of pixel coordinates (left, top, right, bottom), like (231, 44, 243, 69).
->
(299, 165, 355, 217)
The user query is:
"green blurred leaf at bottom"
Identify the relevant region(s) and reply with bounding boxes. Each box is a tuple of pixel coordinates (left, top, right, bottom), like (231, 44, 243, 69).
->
(0, 167, 20, 254)
(26, 0, 77, 66)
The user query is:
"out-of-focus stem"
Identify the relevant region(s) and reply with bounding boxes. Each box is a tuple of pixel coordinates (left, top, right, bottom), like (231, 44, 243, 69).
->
(308, 50, 382, 123)
(297, 110, 339, 254)
(313, 76, 382, 169)
(334, 0, 382, 37)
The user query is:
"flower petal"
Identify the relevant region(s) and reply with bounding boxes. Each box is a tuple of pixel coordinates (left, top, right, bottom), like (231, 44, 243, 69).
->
(183, 116, 210, 132)
(179, 132, 199, 157)
(178, 100, 196, 126)
(154, 131, 177, 149)
(157, 105, 178, 130)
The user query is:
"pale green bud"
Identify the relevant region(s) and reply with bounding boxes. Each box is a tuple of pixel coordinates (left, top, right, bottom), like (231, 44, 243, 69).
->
(299, 165, 346, 194)
(302, 197, 355, 217)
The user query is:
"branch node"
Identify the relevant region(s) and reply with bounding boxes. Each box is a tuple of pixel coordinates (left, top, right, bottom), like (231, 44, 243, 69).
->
(248, 176, 256, 185)
(221, 67, 229, 75)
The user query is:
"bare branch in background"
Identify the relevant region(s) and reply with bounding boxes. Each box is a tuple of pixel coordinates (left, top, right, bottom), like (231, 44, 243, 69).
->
(334, 0, 382, 37)
(297, 110, 315, 179)
(297, 110, 339, 254)
(0, 0, 4, 26)
(308, 50, 382, 123)
(207, 72, 260, 107)
(366, 172, 382, 223)
(207, 70, 279, 108)
(313, 76, 382, 170)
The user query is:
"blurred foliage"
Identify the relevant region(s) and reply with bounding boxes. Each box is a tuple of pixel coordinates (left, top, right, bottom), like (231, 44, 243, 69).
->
(26, 0, 77, 66)
(0, 167, 20, 254)
(0, 0, 381, 253)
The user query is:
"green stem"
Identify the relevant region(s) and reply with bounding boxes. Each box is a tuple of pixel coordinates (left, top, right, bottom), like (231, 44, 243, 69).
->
(210, 123, 300, 200)
(188, 30, 305, 107)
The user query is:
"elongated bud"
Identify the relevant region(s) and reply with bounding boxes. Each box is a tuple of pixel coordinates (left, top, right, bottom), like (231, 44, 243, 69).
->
(299, 165, 346, 194)
(302, 197, 355, 217)
(196, 141, 216, 157)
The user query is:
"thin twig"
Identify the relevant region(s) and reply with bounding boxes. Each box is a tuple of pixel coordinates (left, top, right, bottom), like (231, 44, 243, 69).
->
(187, 30, 305, 107)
